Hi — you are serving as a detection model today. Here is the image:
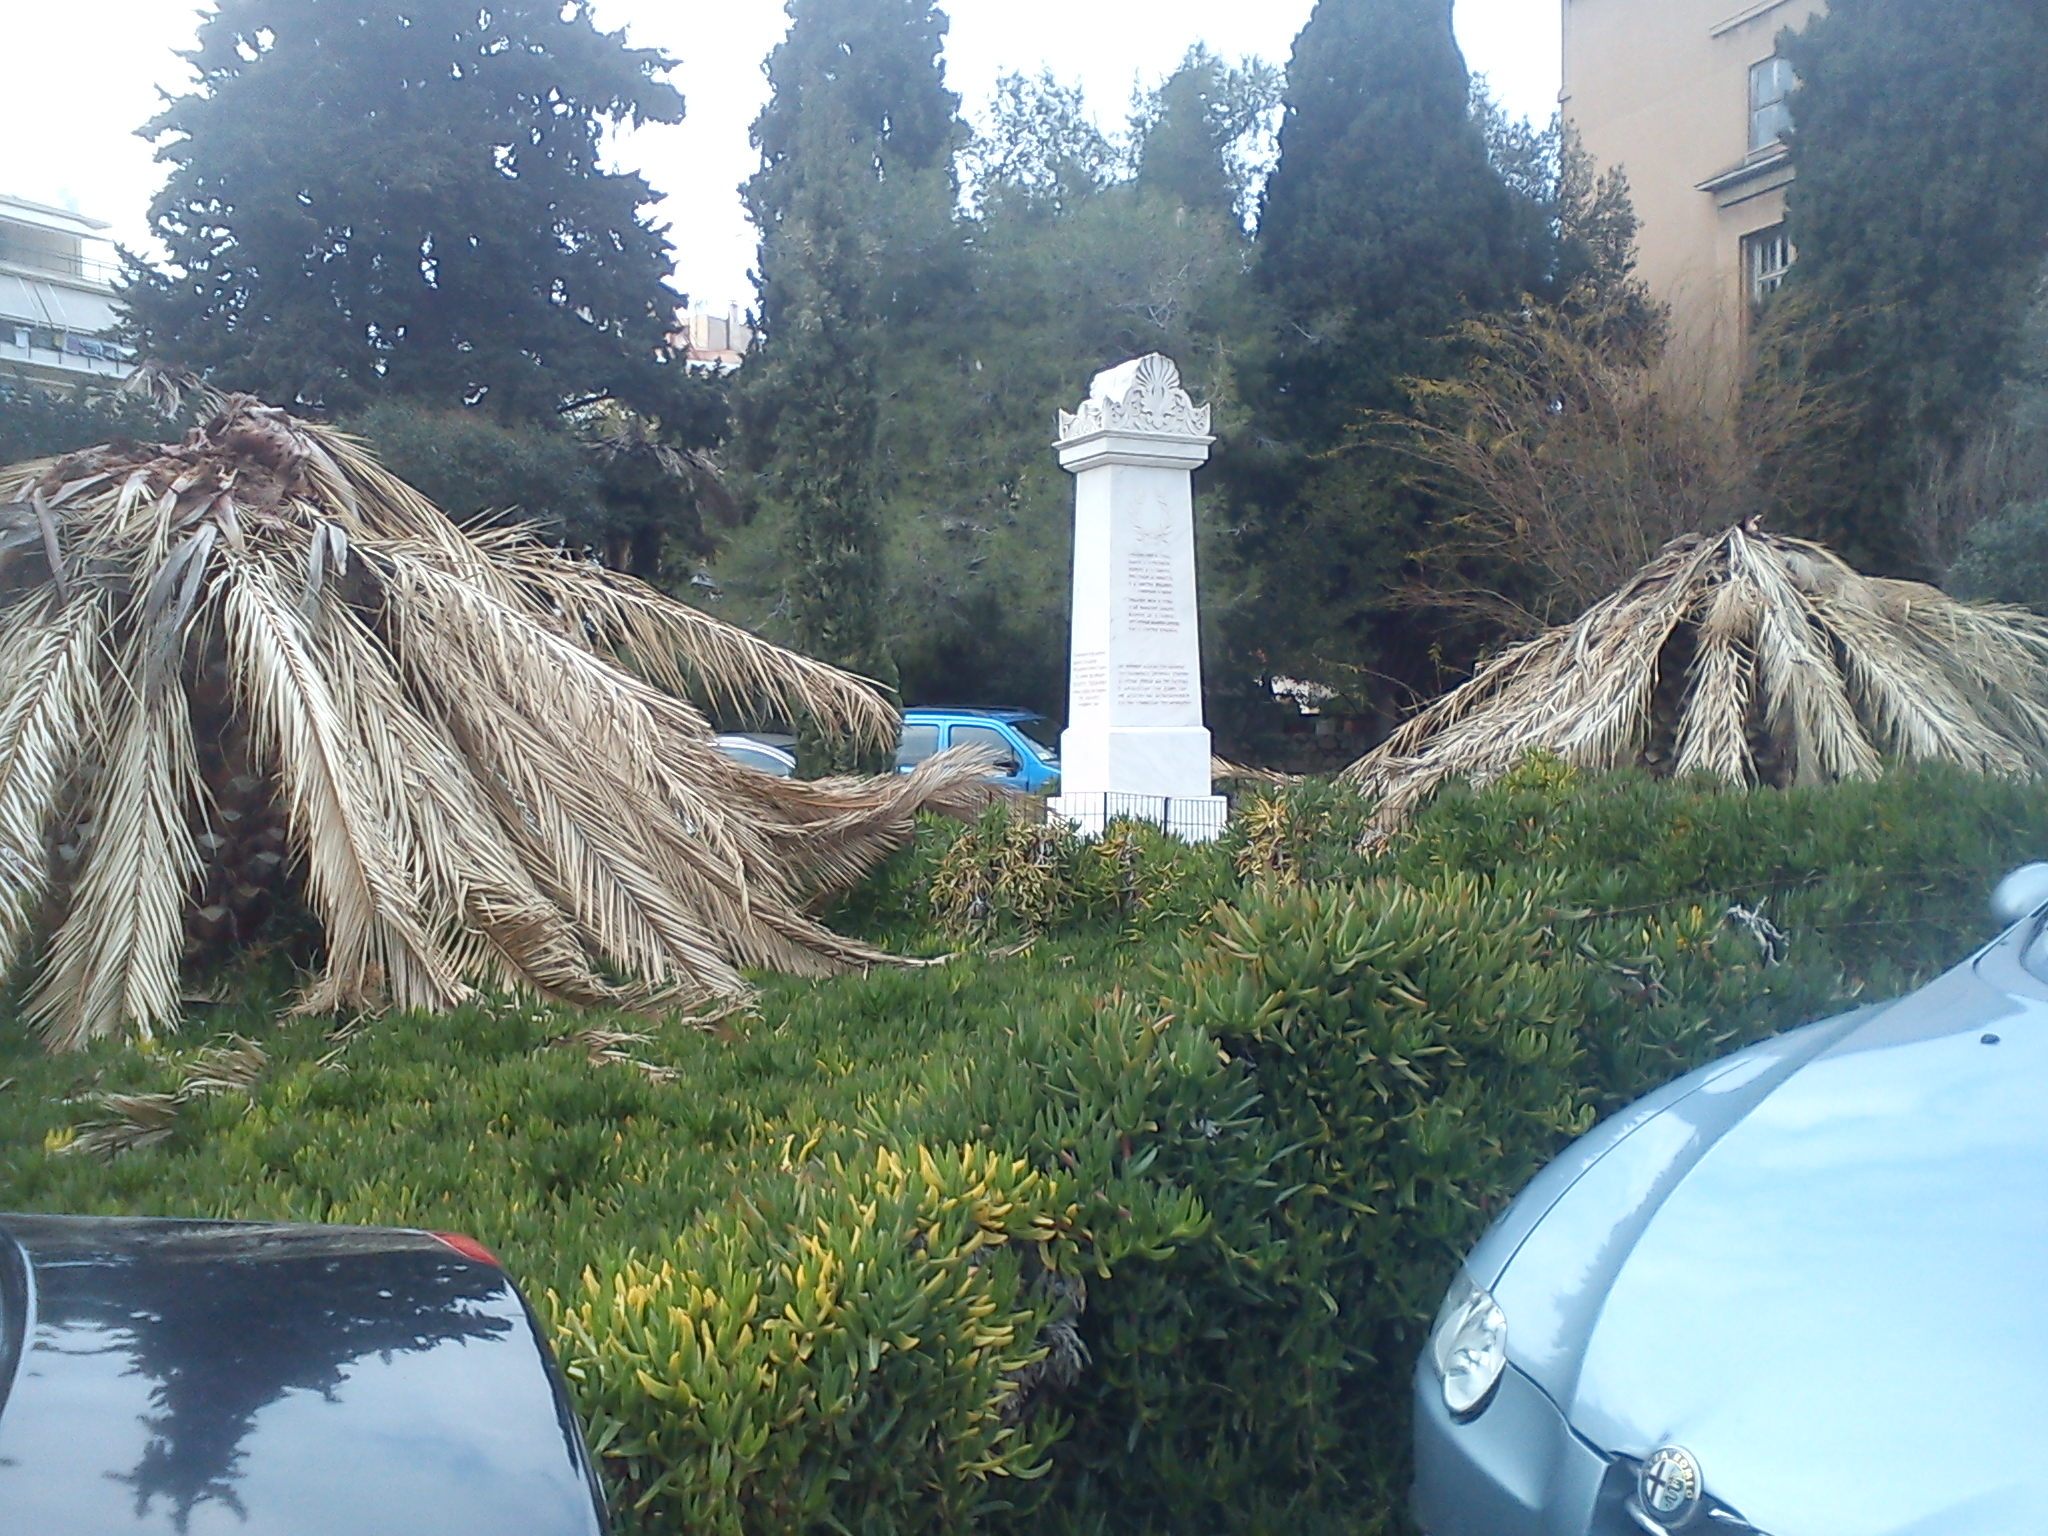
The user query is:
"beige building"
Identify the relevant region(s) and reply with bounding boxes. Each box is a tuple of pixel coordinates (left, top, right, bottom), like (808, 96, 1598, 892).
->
(1563, 0, 1826, 375)
(679, 303, 753, 371)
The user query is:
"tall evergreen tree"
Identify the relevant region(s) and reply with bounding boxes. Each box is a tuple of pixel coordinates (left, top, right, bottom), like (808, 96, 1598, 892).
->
(1130, 47, 1281, 226)
(123, 0, 687, 421)
(736, 0, 966, 728)
(1254, 0, 1534, 445)
(710, 56, 1276, 724)
(1223, 0, 1544, 719)
(1779, 0, 2048, 573)
(967, 71, 1117, 218)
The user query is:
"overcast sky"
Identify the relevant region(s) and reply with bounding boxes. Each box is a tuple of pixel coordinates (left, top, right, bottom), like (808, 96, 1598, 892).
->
(1, 0, 1560, 314)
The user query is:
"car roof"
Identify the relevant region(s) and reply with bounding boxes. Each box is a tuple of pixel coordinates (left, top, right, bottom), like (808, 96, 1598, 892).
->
(902, 707, 1045, 724)
(713, 734, 795, 759)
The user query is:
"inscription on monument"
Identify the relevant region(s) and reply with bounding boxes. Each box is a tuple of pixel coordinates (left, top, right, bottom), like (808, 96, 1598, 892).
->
(1071, 651, 1108, 709)
(1124, 550, 1181, 635)
(1115, 662, 1194, 708)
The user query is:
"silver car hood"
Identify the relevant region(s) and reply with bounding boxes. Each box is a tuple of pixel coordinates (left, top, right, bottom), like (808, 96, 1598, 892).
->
(1487, 937, 2048, 1535)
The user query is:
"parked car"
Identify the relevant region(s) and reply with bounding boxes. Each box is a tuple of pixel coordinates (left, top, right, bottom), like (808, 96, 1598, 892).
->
(713, 733, 797, 777)
(1413, 865, 2048, 1536)
(896, 707, 1060, 793)
(0, 1215, 609, 1534)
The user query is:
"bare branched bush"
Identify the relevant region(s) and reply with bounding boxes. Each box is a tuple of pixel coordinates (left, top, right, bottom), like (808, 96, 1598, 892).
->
(1383, 289, 1855, 633)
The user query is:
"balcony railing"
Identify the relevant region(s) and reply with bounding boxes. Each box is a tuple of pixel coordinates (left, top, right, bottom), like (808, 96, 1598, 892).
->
(0, 244, 121, 287)
(4, 321, 133, 365)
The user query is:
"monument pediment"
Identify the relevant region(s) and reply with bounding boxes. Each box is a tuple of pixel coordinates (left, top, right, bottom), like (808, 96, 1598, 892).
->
(1056, 352, 1214, 443)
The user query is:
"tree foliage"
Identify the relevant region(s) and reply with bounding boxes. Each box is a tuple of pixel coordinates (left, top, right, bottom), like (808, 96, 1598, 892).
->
(123, 0, 687, 422)
(0, 378, 179, 467)
(1780, 0, 2048, 572)
(966, 71, 1116, 216)
(1129, 46, 1282, 226)
(1217, 0, 1571, 720)
(1253, 0, 1537, 440)
(1942, 272, 2048, 607)
(336, 401, 602, 537)
(706, 1, 1664, 745)
(735, 0, 966, 715)
(721, 13, 1286, 727)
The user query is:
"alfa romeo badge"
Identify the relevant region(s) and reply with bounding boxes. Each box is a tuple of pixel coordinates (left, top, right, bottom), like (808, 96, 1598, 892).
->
(1639, 1445, 1704, 1525)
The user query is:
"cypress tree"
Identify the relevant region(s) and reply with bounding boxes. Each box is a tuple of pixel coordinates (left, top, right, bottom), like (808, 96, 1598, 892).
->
(1226, 0, 1541, 716)
(1254, 0, 1533, 445)
(1779, 0, 2048, 573)
(1131, 47, 1280, 226)
(737, 0, 965, 720)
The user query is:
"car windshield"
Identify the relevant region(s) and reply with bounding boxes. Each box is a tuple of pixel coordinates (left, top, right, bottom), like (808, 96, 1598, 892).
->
(2023, 919, 2048, 987)
(1010, 716, 1058, 759)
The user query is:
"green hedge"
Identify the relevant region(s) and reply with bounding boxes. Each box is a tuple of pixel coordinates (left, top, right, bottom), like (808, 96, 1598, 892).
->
(4, 766, 2046, 1533)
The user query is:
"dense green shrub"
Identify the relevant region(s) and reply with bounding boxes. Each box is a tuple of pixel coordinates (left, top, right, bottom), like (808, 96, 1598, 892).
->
(916, 807, 1229, 940)
(5, 767, 2047, 1534)
(0, 377, 180, 465)
(1036, 875, 1597, 1529)
(1949, 497, 2048, 612)
(555, 1141, 1083, 1533)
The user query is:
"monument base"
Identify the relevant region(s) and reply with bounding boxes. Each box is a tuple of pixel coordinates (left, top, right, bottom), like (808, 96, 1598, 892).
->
(1056, 725, 1215, 799)
(1047, 791, 1229, 844)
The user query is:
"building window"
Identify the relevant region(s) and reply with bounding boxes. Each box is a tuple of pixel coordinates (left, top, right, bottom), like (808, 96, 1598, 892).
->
(1749, 56, 1796, 154)
(1746, 225, 1794, 304)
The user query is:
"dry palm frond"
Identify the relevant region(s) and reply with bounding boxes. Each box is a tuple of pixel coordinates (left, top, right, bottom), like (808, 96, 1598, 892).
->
(1671, 578, 1758, 785)
(0, 594, 106, 985)
(28, 618, 206, 1049)
(546, 1025, 684, 1084)
(585, 411, 743, 530)
(314, 422, 889, 746)
(0, 397, 990, 1049)
(1211, 755, 1301, 789)
(61, 1036, 268, 1159)
(121, 360, 227, 421)
(1343, 523, 2048, 839)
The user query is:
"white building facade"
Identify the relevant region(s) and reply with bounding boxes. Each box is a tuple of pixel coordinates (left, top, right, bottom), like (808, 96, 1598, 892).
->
(0, 194, 133, 386)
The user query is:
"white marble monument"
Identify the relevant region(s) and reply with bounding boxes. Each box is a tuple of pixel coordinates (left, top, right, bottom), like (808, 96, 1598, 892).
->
(1046, 354, 1229, 842)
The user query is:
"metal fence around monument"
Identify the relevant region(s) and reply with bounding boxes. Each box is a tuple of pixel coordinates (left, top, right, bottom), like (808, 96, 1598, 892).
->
(1043, 791, 1230, 842)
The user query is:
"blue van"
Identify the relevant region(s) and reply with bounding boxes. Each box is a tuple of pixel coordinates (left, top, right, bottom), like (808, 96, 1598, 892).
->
(896, 708, 1061, 793)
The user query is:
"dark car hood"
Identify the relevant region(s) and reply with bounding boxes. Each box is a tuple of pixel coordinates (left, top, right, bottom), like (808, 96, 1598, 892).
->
(0, 1216, 605, 1536)
(1489, 939, 2048, 1535)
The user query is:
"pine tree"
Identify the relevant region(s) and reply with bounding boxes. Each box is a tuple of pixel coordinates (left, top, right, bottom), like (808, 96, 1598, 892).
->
(736, 0, 965, 715)
(1778, 0, 2048, 573)
(122, 0, 686, 422)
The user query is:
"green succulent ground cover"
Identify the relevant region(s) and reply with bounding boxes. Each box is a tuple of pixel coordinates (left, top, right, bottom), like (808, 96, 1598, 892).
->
(4, 763, 2044, 1534)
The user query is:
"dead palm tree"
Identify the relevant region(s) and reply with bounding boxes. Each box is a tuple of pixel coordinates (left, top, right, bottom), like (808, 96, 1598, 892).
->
(1342, 522, 2048, 839)
(0, 397, 992, 1050)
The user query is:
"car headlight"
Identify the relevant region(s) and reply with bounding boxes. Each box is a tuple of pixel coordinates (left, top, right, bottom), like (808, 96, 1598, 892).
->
(1428, 1270, 1508, 1419)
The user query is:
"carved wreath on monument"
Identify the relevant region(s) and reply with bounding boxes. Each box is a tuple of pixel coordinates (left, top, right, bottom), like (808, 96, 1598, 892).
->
(1057, 353, 1214, 441)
